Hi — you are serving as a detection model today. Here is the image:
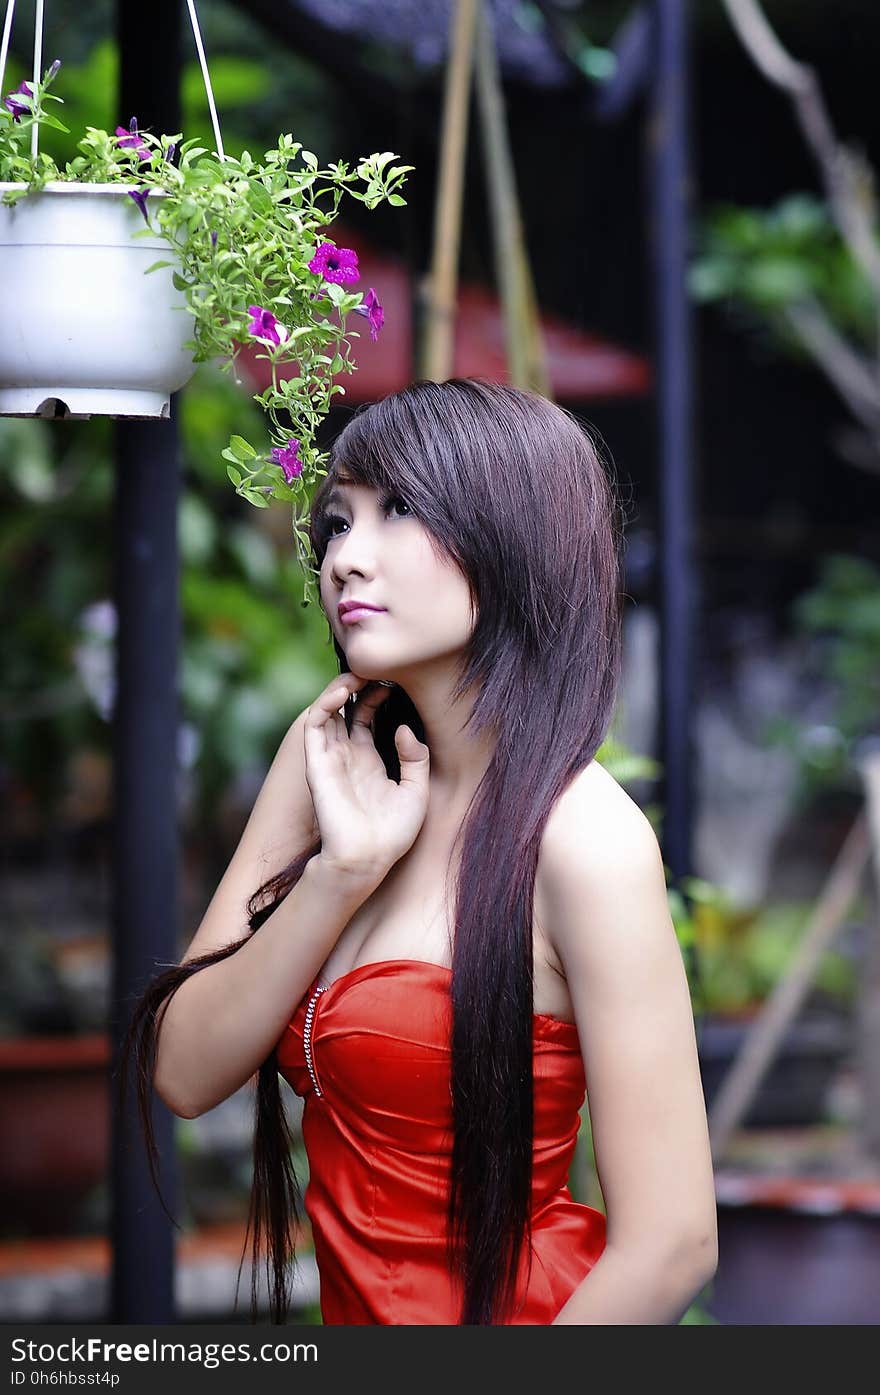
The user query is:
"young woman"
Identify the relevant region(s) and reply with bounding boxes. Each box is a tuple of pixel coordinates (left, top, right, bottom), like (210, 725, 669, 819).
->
(122, 378, 717, 1326)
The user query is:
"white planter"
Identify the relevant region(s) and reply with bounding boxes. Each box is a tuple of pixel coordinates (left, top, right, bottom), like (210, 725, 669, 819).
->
(0, 181, 197, 419)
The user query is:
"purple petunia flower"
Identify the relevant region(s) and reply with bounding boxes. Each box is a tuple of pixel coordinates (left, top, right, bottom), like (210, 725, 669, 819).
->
(307, 241, 360, 286)
(246, 305, 284, 346)
(127, 187, 151, 224)
(271, 438, 303, 484)
(4, 81, 33, 123)
(116, 121, 151, 163)
(351, 287, 385, 343)
(210, 229, 218, 249)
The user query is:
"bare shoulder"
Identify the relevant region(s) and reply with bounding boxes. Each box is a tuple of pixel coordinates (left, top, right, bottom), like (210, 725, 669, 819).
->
(536, 759, 669, 964)
(540, 759, 660, 876)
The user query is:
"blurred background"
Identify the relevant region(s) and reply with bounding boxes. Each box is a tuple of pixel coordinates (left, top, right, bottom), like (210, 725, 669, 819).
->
(1, 0, 879, 1325)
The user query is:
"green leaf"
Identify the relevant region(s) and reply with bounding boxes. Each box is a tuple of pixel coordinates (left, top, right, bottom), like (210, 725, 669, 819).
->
(387, 195, 407, 206)
(225, 464, 243, 487)
(143, 259, 174, 274)
(229, 435, 257, 461)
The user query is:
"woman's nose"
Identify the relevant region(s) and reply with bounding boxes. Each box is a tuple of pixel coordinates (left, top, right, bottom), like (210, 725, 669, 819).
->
(330, 527, 378, 584)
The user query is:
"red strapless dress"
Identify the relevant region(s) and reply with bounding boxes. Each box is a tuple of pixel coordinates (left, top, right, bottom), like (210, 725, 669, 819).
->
(276, 958, 606, 1324)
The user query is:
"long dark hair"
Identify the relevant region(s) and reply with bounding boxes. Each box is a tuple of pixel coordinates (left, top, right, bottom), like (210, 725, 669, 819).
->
(119, 378, 625, 1325)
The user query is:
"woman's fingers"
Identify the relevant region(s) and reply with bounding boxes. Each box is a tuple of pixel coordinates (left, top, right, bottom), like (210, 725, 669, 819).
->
(310, 674, 365, 716)
(306, 673, 367, 748)
(304, 672, 397, 756)
(349, 682, 392, 742)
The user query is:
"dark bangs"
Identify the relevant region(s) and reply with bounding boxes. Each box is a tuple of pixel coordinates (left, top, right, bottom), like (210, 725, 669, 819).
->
(308, 384, 478, 574)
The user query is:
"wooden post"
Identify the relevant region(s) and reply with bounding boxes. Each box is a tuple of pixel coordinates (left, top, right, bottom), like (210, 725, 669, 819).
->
(419, 0, 480, 381)
(473, 0, 550, 395)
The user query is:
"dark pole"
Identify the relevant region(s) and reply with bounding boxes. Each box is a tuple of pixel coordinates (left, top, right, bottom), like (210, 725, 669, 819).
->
(648, 0, 696, 888)
(109, 0, 182, 1324)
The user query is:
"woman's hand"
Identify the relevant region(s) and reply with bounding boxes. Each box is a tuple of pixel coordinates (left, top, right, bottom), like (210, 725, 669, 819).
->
(303, 672, 431, 881)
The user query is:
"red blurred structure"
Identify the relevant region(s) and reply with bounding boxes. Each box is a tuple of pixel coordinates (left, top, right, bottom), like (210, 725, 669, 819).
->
(236, 224, 651, 405)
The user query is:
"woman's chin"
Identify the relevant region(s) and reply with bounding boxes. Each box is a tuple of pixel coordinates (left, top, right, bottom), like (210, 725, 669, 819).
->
(343, 659, 391, 684)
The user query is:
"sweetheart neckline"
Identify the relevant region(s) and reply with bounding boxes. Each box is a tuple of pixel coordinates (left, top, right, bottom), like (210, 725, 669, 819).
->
(306, 956, 578, 1032)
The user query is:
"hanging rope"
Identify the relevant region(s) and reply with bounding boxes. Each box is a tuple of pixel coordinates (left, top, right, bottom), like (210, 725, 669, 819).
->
(184, 0, 224, 161)
(0, 0, 225, 165)
(0, 1, 17, 116)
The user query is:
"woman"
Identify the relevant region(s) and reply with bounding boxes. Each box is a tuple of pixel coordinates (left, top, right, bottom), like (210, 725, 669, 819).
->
(121, 378, 717, 1325)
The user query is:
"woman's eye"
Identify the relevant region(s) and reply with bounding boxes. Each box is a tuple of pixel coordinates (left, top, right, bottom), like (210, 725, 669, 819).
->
(383, 494, 412, 518)
(325, 496, 411, 537)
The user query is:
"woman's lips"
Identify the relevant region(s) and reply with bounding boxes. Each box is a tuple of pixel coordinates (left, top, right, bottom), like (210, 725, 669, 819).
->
(339, 607, 386, 625)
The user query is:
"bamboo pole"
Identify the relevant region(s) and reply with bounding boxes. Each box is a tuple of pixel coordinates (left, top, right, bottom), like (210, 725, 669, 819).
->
(707, 811, 870, 1162)
(473, 0, 551, 395)
(419, 0, 480, 382)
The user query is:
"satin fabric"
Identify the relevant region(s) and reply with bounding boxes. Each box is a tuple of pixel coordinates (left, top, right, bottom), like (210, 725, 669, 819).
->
(277, 958, 606, 1324)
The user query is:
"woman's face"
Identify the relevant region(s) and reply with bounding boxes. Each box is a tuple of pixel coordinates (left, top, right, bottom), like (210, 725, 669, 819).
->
(319, 478, 475, 683)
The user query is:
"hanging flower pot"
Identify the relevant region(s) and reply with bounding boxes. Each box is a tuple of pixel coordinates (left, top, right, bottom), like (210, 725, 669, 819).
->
(0, 180, 195, 419)
(1, 24, 413, 605)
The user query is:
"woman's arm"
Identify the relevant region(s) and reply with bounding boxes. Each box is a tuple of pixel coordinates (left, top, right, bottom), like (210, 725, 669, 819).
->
(154, 707, 381, 1118)
(537, 768, 718, 1324)
(154, 854, 381, 1119)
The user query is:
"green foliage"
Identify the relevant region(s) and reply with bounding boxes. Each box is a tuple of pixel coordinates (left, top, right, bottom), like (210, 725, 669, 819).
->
(668, 876, 861, 1016)
(0, 58, 414, 607)
(792, 553, 880, 736)
(679, 1288, 720, 1324)
(689, 194, 877, 357)
(761, 553, 880, 801)
(595, 732, 661, 788)
(0, 361, 339, 832)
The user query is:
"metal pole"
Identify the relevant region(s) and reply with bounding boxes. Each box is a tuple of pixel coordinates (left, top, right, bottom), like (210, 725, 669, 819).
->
(109, 0, 182, 1325)
(648, 0, 696, 888)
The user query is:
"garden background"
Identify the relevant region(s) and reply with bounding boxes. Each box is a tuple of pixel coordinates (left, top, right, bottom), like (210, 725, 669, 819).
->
(2, 0, 880, 1324)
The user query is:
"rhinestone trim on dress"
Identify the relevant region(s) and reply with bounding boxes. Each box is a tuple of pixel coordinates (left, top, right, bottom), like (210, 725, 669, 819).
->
(302, 984, 329, 1097)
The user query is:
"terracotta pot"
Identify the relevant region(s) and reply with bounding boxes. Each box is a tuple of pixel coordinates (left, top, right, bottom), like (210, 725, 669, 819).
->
(0, 1034, 109, 1235)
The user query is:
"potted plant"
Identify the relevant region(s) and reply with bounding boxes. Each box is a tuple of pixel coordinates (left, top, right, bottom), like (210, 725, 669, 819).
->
(0, 923, 109, 1237)
(669, 878, 858, 1127)
(1, 59, 413, 606)
(668, 877, 880, 1323)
